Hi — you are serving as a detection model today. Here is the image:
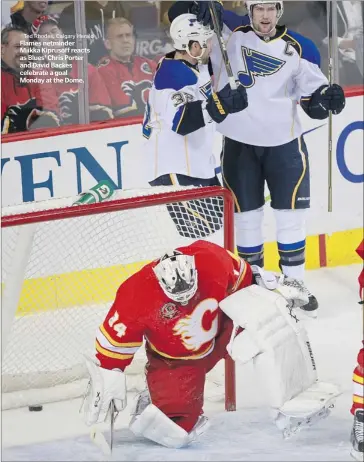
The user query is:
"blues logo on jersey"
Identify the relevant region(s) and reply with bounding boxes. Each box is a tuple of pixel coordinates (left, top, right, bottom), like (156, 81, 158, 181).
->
(199, 80, 212, 100)
(238, 47, 286, 88)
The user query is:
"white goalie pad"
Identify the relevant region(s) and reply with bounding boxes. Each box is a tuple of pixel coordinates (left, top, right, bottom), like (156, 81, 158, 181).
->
(129, 403, 210, 448)
(220, 285, 318, 408)
(274, 381, 341, 438)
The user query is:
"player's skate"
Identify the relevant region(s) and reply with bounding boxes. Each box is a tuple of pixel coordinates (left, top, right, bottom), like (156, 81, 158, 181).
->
(274, 381, 340, 439)
(350, 409, 364, 461)
(282, 277, 318, 317)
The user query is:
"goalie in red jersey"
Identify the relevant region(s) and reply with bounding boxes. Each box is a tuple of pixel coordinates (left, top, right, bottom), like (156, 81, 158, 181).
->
(350, 239, 364, 461)
(82, 240, 340, 449)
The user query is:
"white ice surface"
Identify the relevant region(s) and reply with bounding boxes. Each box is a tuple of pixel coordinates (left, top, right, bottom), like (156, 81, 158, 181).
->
(2, 265, 363, 461)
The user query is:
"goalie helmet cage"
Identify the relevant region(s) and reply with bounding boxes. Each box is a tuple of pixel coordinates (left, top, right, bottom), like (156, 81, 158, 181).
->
(2, 186, 236, 412)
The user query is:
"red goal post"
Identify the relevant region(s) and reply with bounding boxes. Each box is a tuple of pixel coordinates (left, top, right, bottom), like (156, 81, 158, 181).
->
(2, 186, 237, 411)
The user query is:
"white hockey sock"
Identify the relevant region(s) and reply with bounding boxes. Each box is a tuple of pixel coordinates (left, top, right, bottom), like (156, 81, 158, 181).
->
(235, 208, 264, 267)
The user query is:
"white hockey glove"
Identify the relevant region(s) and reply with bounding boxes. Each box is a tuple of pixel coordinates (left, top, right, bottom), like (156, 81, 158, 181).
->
(251, 265, 309, 308)
(82, 356, 127, 426)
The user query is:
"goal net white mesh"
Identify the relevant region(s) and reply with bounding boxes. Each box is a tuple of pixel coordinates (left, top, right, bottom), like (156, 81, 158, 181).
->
(2, 186, 234, 410)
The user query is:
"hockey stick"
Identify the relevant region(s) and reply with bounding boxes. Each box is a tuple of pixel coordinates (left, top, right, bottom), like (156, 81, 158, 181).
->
(327, 0, 333, 212)
(90, 400, 118, 456)
(209, 1, 237, 90)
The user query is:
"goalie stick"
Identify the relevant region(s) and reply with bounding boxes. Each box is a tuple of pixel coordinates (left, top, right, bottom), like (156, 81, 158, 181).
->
(90, 400, 118, 456)
(209, 1, 237, 90)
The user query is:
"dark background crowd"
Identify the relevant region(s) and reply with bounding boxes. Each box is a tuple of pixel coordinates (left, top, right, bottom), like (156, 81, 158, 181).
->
(1, 1, 363, 134)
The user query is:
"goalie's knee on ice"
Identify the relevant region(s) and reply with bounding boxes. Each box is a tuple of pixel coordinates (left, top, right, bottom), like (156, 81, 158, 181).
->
(129, 403, 209, 448)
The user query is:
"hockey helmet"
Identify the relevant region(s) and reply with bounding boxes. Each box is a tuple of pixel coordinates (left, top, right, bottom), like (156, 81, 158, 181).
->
(153, 250, 198, 304)
(245, 1, 284, 21)
(169, 13, 214, 60)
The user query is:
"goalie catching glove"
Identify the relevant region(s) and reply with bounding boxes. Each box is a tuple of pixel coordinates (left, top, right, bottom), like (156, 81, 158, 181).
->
(81, 356, 127, 426)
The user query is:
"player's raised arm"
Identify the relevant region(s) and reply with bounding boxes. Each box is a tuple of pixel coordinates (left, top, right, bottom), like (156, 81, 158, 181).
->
(291, 32, 346, 120)
(168, 2, 223, 29)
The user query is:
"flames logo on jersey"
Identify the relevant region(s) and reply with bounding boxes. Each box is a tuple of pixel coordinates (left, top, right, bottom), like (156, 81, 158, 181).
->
(121, 79, 153, 114)
(238, 47, 286, 88)
(173, 298, 219, 351)
(58, 89, 79, 122)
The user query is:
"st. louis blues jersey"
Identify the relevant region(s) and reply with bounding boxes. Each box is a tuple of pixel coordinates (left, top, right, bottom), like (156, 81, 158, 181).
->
(143, 54, 216, 182)
(210, 19, 329, 147)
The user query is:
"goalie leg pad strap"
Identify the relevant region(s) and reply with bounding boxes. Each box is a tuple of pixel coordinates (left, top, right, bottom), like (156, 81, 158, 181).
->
(129, 403, 209, 448)
(220, 285, 318, 408)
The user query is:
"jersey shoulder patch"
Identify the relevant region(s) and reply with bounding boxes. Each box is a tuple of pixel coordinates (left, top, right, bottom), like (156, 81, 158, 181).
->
(154, 58, 198, 91)
(285, 29, 321, 66)
(97, 57, 110, 68)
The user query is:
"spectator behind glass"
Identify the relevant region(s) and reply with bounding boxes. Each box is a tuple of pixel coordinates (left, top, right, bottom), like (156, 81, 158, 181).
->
(1, 24, 59, 134)
(58, 1, 125, 66)
(98, 18, 157, 118)
(32, 14, 113, 125)
(353, 32, 363, 78)
(10, 1, 48, 34)
(307, 1, 364, 86)
(335, 1, 363, 83)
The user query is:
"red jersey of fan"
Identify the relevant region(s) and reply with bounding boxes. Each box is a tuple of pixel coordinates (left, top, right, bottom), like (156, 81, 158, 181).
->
(42, 62, 112, 124)
(97, 55, 157, 116)
(1, 63, 59, 119)
(96, 240, 253, 371)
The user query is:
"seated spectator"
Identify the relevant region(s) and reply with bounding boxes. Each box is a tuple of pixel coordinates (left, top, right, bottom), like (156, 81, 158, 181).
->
(10, 1, 49, 34)
(98, 18, 157, 117)
(303, 1, 363, 85)
(32, 14, 113, 125)
(336, 1, 364, 83)
(58, 1, 125, 66)
(1, 24, 59, 134)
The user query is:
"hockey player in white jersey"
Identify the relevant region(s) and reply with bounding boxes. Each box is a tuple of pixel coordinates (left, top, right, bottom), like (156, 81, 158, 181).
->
(143, 12, 248, 238)
(168, 1, 346, 314)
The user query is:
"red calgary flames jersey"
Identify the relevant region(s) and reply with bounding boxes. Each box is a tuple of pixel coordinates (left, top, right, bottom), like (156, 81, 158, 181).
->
(41, 62, 111, 124)
(1, 65, 59, 118)
(96, 240, 253, 371)
(97, 55, 157, 116)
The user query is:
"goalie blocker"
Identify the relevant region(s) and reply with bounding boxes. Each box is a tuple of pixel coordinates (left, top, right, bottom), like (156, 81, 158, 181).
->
(220, 277, 340, 436)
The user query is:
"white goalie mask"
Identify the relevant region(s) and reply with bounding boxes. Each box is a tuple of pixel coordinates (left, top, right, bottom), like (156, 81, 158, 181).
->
(169, 13, 214, 61)
(153, 250, 198, 304)
(245, 1, 284, 34)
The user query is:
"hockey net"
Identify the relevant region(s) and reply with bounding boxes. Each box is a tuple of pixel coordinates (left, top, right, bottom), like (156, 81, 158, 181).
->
(1, 186, 236, 411)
